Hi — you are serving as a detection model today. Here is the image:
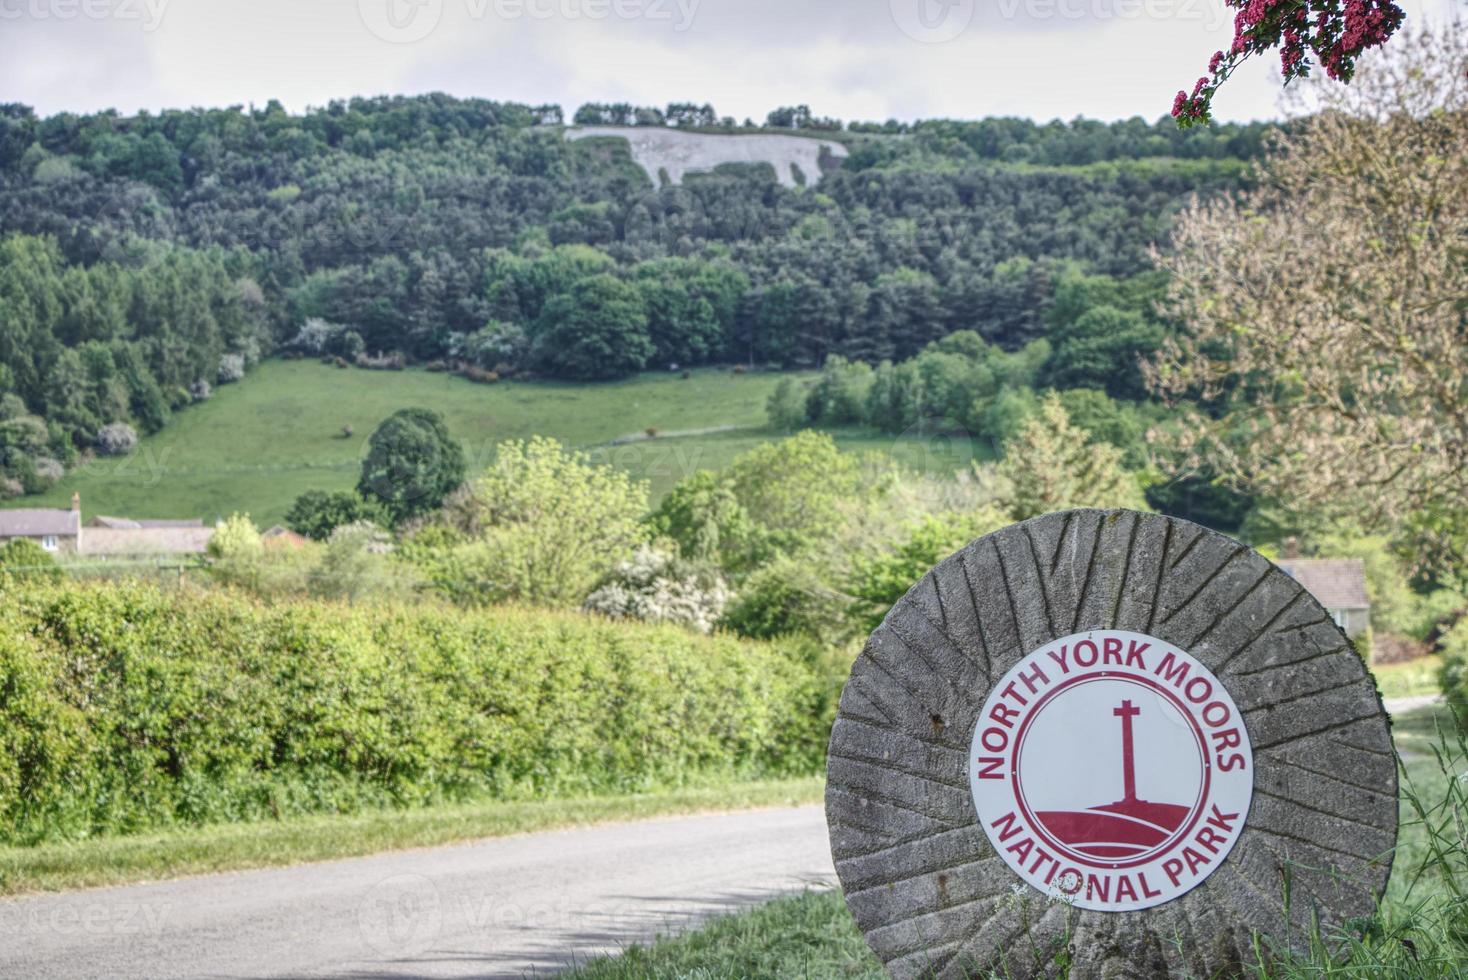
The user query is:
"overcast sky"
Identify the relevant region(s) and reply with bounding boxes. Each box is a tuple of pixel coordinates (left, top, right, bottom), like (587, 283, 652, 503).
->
(0, 0, 1457, 123)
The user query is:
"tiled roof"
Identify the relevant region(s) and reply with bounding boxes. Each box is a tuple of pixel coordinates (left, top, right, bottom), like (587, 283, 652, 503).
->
(0, 508, 80, 537)
(79, 527, 215, 556)
(89, 516, 204, 529)
(1277, 558, 1370, 610)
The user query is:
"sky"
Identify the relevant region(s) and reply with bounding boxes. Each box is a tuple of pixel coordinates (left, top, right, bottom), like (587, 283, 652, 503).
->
(0, 0, 1457, 123)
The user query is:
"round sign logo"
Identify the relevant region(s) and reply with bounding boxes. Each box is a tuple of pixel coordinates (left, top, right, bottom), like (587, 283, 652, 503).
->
(969, 630, 1252, 911)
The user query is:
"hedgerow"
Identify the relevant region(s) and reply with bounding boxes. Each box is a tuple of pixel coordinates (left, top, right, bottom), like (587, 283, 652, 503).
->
(0, 580, 836, 846)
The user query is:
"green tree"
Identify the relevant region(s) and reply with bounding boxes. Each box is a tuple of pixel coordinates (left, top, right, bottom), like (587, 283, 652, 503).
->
(357, 408, 466, 525)
(996, 393, 1147, 519)
(1044, 305, 1163, 400)
(724, 431, 862, 570)
(647, 470, 751, 567)
(765, 379, 808, 432)
(416, 436, 648, 607)
(285, 489, 382, 542)
(846, 508, 1008, 633)
(533, 274, 652, 380)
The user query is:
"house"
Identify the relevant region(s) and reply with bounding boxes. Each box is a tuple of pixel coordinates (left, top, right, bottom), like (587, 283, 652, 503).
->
(262, 525, 309, 549)
(79, 526, 215, 558)
(1276, 557, 1371, 637)
(88, 516, 205, 530)
(0, 493, 213, 559)
(0, 493, 82, 554)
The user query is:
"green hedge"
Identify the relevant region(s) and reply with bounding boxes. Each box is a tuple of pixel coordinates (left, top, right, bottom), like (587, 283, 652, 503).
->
(0, 580, 835, 846)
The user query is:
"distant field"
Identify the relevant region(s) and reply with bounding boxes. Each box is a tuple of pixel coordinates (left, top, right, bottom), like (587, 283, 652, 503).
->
(13, 361, 987, 526)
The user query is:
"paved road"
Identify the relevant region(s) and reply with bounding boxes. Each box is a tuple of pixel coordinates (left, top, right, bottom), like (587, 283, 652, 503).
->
(0, 806, 835, 979)
(1384, 692, 1444, 716)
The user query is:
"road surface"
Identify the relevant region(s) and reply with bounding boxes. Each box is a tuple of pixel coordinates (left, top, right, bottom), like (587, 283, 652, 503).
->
(0, 806, 835, 979)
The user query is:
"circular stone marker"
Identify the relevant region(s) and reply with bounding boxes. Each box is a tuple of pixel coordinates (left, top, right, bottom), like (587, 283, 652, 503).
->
(825, 510, 1396, 978)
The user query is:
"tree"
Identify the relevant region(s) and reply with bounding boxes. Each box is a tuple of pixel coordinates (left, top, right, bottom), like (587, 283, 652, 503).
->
(723, 431, 863, 570)
(846, 509, 1007, 634)
(766, 379, 808, 433)
(1149, 26, 1467, 571)
(419, 436, 648, 607)
(357, 408, 467, 525)
(286, 489, 382, 542)
(1043, 305, 1163, 401)
(1172, 0, 1404, 124)
(996, 393, 1146, 520)
(532, 275, 652, 380)
(646, 469, 751, 567)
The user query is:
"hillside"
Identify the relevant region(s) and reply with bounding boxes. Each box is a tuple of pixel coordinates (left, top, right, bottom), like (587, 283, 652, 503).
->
(19, 361, 969, 526)
(0, 95, 1272, 509)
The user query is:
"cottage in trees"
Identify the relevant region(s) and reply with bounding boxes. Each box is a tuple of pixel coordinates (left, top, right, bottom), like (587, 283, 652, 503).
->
(0, 495, 212, 558)
(0, 493, 81, 553)
(1277, 556, 1371, 638)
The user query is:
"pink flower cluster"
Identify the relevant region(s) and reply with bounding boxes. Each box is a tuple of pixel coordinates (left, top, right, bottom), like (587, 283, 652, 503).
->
(1171, 0, 1403, 122)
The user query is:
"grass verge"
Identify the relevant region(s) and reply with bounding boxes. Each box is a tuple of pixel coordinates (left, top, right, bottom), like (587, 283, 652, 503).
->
(0, 777, 824, 897)
(561, 889, 881, 980)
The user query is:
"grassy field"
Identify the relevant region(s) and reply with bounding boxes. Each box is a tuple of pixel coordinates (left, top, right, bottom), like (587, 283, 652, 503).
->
(13, 361, 984, 526)
(0, 777, 824, 897)
(566, 703, 1468, 979)
(1374, 656, 1443, 700)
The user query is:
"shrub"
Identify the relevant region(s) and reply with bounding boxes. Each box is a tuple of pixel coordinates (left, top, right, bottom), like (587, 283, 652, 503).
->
(286, 489, 381, 541)
(411, 436, 646, 606)
(288, 318, 341, 355)
(0, 580, 832, 845)
(584, 545, 730, 634)
(0, 539, 61, 582)
(189, 379, 212, 402)
(95, 422, 138, 456)
(339, 330, 366, 361)
(355, 351, 406, 371)
(217, 353, 246, 384)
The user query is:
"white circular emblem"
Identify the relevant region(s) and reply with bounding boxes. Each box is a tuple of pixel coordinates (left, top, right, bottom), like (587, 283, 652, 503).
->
(970, 630, 1252, 912)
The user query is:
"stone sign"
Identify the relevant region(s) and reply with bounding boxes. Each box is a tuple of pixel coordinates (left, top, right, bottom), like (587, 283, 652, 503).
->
(826, 510, 1396, 978)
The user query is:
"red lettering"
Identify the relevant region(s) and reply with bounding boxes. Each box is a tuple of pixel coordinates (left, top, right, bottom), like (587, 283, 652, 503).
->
(1085, 872, 1110, 902)
(990, 702, 1021, 728)
(1114, 874, 1138, 902)
(1138, 871, 1161, 898)
(1207, 804, 1241, 831)
(1016, 661, 1049, 696)
(1007, 837, 1034, 863)
(1202, 701, 1231, 727)
(1219, 752, 1247, 772)
(975, 757, 1005, 780)
(1195, 826, 1227, 855)
(1126, 639, 1149, 667)
(1102, 636, 1123, 665)
(1162, 858, 1184, 887)
(1184, 676, 1213, 703)
(990, 811, 1024, 842)
(1074, 640, 1098, 668)
(980, 727, 1008, 752)
(1155, 651, 1189, 686)
(1182, 846, 1210, 875)
(1045, 645, 1070, 674)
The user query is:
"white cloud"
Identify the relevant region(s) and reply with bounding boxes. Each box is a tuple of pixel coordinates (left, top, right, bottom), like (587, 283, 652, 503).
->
(0, 0, 1457, 122)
